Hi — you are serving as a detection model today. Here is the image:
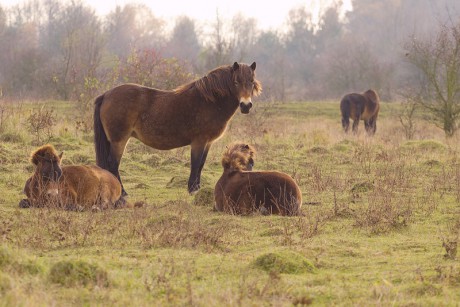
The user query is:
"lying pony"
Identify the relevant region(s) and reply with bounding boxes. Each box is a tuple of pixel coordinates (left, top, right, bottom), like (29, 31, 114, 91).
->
(214, 143, 302, 216)
(19, 144, 123, 210)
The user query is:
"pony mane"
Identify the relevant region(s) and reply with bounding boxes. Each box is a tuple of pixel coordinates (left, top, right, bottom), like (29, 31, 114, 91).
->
(221, 142, 256, 171)
(31, 144, 61, 165)
(174, 64, 262, 103)
(364, 89, 380, 104)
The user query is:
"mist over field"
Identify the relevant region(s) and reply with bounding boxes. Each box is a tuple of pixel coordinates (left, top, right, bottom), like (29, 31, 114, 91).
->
(0, 0, 459, 101)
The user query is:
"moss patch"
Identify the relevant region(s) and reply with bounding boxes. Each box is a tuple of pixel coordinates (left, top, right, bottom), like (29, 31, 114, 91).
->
(253, 251, 316, 274)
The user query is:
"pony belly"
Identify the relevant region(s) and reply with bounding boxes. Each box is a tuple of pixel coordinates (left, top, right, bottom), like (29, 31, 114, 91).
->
(362, 108, 374, 120)
(138, 135, 190, 150)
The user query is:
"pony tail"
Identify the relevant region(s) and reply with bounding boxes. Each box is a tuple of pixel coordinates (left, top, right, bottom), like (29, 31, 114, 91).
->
(94, 95, 111, 170)
(340, 97, 351, 130)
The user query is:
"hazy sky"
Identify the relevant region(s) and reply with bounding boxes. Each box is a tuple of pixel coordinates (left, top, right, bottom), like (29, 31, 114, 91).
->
(1, 0, 353, 30)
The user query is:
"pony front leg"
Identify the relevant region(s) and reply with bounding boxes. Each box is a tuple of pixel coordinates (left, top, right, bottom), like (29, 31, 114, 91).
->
(365, 118, 377, 135)
(370, 117, 377, 135)
(188, 143, 210, 194)
(364, 120, 372, 134)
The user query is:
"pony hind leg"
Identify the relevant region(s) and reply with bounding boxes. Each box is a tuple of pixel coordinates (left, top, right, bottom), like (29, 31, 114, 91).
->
(107, 139, 130, 196)
(352, 117, 360, 134)
(342, 116, 350, 133)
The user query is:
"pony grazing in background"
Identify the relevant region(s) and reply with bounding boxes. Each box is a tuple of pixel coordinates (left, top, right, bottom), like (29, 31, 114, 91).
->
(19, 144, 123, 211)
(214, 143, 302, 216)
(340, 89, 380, 135)
(94, 62, 262, 196)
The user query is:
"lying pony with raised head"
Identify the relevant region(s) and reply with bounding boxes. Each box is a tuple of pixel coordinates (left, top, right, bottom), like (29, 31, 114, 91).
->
(19, 144, 123, 211)
(214, 143, 302, 216)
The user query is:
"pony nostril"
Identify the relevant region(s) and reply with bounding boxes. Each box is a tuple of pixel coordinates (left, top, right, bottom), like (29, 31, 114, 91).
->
(240, 102, 244, 108)
(248, 102, 253, 109)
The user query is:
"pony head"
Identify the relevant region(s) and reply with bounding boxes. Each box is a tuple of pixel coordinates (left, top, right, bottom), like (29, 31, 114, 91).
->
(30, 144, 63, 183)
(364, 89, 380, 105)
(232, 62, 262, 114)
(221, 142, 256, 171)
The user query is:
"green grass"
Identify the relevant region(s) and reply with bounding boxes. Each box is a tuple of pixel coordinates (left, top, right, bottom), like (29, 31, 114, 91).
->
(0, 99, 460, 305)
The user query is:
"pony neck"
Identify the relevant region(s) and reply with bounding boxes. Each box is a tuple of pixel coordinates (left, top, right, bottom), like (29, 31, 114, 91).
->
(217, 96, 240, 117)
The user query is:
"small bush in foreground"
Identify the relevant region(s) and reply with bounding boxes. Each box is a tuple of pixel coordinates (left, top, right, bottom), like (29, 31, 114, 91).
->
(49, 260, 109, 287)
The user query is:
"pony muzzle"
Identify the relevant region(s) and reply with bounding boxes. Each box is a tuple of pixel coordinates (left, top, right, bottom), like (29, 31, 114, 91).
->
(239, 101, 253, 114)
(46, 188, 59, 197)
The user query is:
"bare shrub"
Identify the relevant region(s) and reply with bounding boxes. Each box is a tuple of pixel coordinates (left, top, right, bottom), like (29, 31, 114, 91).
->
(398, 95, 418, 140)
(121, 48, 194, 90)
(235, 270, 293, 305)
(353, 143, 374, 174)
(25, 106, 56, 143)
(439, 218, 460, 260)
(135, 201, 228, 250)
(143, 257, 196, 305)
(354, 188, 413, 234)
(434, 265, 460, 286)
(293, 214, 321, 240)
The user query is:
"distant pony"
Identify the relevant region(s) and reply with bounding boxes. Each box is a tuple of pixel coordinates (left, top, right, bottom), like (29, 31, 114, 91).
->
(19, 144, 123, 211)
(340, 89, 380, 135)
(214, 143, 302, 216)
(94, 62, 262, 196)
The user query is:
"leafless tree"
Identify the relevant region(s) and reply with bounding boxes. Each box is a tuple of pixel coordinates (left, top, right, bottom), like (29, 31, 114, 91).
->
(405, 22, 460, 137)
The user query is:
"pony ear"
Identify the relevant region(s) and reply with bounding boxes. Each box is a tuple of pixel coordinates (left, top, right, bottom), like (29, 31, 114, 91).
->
(59, 152, 64, 160)
(233, 62, 239, 71)
(244, 145, 250, 149)
(250, 62, 256, 71)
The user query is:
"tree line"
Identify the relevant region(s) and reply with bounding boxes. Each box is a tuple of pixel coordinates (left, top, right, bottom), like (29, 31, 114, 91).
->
(0, 0, 459, 115)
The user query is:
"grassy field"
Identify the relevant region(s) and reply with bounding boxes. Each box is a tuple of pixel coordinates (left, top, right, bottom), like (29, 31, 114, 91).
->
(0, 98, 460, 306)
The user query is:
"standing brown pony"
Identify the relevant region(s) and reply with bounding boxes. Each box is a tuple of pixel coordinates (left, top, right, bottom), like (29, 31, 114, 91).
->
(340, 89, 380, 135)
(19, 144, 123, 210)
(214, 143, 302, 216)
(94, 62, 262, 195)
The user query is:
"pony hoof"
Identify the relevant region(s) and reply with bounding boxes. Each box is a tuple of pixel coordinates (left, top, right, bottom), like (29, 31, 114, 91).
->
(188, 184, 200, 195)
(114, 197, 127, 209)
(19, 199, 31, 208)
